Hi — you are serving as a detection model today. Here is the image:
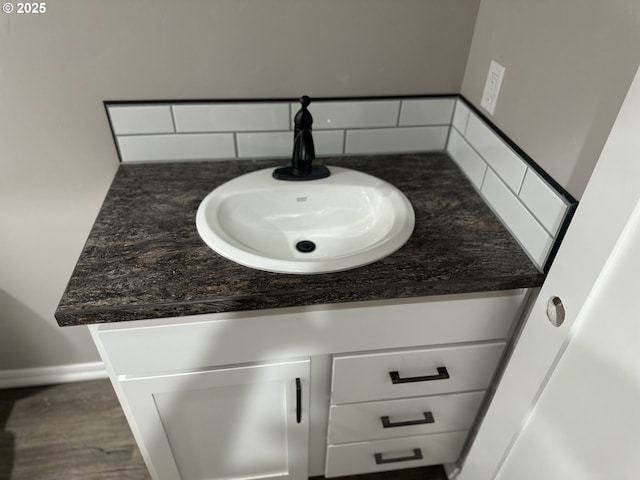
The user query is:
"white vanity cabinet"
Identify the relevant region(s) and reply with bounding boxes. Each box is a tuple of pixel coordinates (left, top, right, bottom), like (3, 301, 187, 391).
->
(89, 290, 530, 480)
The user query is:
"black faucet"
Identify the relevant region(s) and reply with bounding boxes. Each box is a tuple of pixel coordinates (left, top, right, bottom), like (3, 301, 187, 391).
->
(273, 96, 331, 181)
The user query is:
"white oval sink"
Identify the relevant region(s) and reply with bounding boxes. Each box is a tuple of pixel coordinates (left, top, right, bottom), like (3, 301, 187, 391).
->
(196, 166, 415, 274)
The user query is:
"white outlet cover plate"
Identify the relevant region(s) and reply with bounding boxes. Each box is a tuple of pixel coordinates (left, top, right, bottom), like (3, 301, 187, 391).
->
(481, 60, 506, 115)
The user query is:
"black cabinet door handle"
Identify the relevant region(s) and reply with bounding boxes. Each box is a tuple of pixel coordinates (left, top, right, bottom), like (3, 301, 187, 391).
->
(295, 377, 302, 423)
(389, 366, 449, 384)
(380, 411, 435, 428)
(374, 448, 423, 464)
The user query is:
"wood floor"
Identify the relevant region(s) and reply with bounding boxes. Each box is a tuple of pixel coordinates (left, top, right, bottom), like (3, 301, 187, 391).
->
(0, 379, 448, 480)
(0, 380, 149, 479)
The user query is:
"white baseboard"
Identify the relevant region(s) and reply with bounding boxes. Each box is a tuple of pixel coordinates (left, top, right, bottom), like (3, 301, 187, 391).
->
(0, 361, 108, 389)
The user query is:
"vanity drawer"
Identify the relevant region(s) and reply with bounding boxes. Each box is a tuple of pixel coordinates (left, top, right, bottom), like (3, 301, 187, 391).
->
(331, 341, 505, 403)
(328, 390, 485, 444)
(324, 431, 467, 477)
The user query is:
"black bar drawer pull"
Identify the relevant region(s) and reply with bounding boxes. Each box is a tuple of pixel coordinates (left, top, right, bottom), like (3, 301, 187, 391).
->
(389, 366, 449, 384)
(296, 377, 302, 423)
(380, 411, 435, 428)
(374, 448, 423, 464)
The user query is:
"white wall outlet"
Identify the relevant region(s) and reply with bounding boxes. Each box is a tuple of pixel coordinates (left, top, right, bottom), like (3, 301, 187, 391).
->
(481, 60, 506, 115)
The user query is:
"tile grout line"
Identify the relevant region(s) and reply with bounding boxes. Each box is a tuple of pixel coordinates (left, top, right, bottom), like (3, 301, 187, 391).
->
(169, 105, 178, 133)
(233, 133, 239, 158)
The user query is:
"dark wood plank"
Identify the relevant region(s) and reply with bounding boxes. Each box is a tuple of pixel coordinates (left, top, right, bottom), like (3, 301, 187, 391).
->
(0, 380, 150, 480)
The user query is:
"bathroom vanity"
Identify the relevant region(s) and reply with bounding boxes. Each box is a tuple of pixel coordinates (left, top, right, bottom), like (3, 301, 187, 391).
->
(56, 153, 544, 480)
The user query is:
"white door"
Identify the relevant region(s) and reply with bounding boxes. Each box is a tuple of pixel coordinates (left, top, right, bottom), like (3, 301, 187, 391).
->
(119, 358, 310, 480)
(458, 63, 640, 480)
(496, 181, 640, 479)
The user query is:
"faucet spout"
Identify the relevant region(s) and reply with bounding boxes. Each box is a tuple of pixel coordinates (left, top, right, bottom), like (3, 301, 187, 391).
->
(273, 96, 330, 181)
(292, 129, 315, 176)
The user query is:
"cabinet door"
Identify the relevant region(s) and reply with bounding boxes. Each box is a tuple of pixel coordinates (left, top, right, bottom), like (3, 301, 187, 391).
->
(119, 359, 310, 480)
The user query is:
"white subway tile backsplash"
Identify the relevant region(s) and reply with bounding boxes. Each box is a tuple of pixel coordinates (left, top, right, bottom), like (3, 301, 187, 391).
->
(305, 101, 400, 130)
(519, 169, 569, 235)
(311, 130, 345, 156)
(173, 103, 290, 132)
(236, 132, 291, 159)
(108, 106, 174, 135)
(237, 130, 345, 158)
(118, 134, 235, 162)
(481, 169, 553, 268)
(451, 100, 471, 135)
(465, 114, 527, 193)
(446, 101, 574, 270)
(399, 98, 455, 126)
(447, 129, 487, 189)
(345, 126, 449, 154)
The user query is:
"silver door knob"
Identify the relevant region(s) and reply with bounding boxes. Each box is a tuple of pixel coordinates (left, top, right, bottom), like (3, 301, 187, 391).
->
(546, 296, 566, 327)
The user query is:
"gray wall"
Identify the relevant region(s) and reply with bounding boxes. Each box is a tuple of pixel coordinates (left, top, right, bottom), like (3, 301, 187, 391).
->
(0, 0, 480, 371)
(462, 0, 640, 199)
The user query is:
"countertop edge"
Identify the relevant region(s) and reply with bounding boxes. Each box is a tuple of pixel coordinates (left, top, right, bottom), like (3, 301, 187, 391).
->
(55, 273, 544, 326)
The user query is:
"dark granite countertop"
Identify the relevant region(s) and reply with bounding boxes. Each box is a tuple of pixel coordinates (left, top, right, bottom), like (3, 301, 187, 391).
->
(55, 153, 544, 326)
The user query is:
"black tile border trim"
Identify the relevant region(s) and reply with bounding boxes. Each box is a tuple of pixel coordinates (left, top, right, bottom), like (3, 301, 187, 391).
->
(103, 93, 458, 107)
(455, 95, 578, 274)
(456, 96, 578, 205)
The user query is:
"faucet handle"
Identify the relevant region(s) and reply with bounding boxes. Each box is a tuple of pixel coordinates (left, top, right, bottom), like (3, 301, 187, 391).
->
(300, 95, 311, 108)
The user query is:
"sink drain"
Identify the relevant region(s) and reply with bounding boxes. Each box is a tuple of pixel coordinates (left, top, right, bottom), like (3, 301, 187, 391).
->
(296, 240, 316, 253)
